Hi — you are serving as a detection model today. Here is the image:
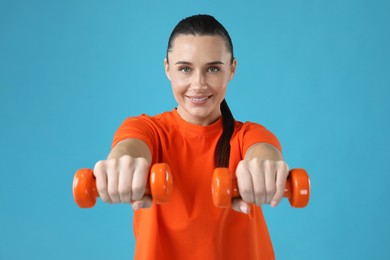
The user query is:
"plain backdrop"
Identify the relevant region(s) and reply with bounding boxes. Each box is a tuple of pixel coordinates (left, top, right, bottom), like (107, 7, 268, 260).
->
(1, 0, 389, 259)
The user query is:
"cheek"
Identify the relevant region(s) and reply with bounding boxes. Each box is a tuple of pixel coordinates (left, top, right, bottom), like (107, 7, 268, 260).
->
(171, 82, 187, 100)
(169, 72, 188, 86)
(217, 87, 228, 101)
(210, 77, 229, 94)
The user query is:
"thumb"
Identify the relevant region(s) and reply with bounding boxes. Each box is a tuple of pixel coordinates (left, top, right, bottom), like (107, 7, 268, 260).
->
(132, 195, 153, 211)
(232, 198, 251, 214)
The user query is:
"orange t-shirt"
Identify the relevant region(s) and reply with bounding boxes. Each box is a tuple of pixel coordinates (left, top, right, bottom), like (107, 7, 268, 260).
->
(112, 109, 281, 260)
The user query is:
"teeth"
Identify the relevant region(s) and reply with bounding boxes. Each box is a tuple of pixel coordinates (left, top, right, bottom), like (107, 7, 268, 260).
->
(190, 97, 208, 101)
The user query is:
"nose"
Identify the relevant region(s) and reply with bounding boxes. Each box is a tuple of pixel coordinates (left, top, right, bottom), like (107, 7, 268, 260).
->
(191, 71, 207, 91)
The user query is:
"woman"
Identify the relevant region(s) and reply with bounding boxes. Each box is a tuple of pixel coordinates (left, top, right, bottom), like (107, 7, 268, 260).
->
(94, 14, 289, 260)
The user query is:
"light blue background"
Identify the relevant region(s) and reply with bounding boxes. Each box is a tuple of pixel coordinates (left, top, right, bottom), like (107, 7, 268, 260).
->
(1, 0, 389, 259)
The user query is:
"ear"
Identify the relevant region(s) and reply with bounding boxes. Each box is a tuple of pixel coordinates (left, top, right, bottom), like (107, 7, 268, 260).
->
(164, 58, 171, 81)
(229, 59, 237, 80)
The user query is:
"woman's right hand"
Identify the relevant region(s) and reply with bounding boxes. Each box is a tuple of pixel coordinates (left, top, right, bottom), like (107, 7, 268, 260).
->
(93, 155, 153, 210)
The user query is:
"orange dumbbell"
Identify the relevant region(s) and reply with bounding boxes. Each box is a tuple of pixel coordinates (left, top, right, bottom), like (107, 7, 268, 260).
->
(212, 168, 310, 208)
(73, 163, 173, 208)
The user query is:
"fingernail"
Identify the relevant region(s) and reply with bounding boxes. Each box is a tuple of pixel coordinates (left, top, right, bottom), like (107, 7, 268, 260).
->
(240, 205, 249, 214)
(271, 200, 278, 208)
(132, 202, 143, 211)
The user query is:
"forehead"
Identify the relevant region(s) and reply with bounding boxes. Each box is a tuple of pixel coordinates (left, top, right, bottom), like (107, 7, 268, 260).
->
(168, 35, 230, 61)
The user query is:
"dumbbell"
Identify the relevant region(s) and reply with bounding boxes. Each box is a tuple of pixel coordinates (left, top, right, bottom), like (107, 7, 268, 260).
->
(73, 163, 173, 208)
(211, 168, 310, 208)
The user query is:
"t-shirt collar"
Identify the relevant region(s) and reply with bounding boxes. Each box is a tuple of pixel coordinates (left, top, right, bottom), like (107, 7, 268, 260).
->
(171, 108, 223, 136)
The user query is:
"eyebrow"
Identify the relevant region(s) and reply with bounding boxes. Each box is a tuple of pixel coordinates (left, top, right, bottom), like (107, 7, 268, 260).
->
(174, 61, 225, 65)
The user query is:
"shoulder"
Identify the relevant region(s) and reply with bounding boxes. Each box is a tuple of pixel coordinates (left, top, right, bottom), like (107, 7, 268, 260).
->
(233, 120, 281, 151)
(120, 110, 175, 128)
(112, 110, 175, 148)
(234, 120, 269, 133)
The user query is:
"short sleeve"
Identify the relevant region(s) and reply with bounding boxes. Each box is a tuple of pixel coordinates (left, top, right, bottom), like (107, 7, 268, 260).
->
(112, 115, 158, 155)
(239, 122, 282, 155)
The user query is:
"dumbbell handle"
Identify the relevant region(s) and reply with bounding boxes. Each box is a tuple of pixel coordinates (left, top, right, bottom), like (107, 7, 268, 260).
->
(212, 168, 310, 208)
(73, 163, 173, 208)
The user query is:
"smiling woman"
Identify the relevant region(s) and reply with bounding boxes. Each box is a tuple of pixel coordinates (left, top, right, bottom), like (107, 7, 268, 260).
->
(165, 15, 238, 169)
(92, 14, 288, 260)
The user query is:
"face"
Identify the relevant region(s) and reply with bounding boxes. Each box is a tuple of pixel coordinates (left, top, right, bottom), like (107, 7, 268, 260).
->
(164, 35, 236, 126)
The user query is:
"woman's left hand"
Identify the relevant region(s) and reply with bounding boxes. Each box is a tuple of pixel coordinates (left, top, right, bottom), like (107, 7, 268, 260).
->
(233, 158, 289, 214)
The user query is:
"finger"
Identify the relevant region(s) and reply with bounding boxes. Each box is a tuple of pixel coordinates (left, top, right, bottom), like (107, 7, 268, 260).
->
(250, 161, 266, 206)
(106, 159, 120, 203)
(132, 195, 153, 211)
(236, 161, 255, 204)
(232, 198, 251, 214)
(270, 162, 289, 208)
(118, 164, 133, 204)
(94, 160, 112, 203)
(264, 160, 277, 205)
(131, 158, 149, 201)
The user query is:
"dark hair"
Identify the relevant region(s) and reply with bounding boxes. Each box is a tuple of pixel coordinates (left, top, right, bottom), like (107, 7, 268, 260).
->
(167, 14, 235, 168)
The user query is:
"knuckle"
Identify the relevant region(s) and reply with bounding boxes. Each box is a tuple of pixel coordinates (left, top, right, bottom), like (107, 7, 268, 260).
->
(98, 190, 110, 203)
(94, 160, 104, 169)
(136, 156, 148, 166)
(108, 186, 119, 199)
(239, 189, 254, 203)
(97, 186, 107, 197)
(119, 155, 132, 165)
(250, 157, 263, 167)
(278, 160, 289, 171)
(94, 160, 106, 174)
(106, 158, 118, 169)
(132, 185, 146, 201)
(100, 196, 111, 203)
(254, 190, 266, 205)
(266, 186, 276, 197)
(263, 159, 271, 166)
(95, 181, 105, 194)
(254, 189, 266, 200)
(118, 185, 131, 198)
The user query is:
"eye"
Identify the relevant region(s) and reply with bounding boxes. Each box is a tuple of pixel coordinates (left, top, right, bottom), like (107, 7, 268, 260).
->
(179, 66, 191, 73)
(207, 66, 220, 73)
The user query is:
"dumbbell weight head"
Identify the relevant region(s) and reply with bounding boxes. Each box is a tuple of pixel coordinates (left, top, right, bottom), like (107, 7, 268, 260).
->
(150, 163, 173, 203)
(286, 168, 310, 208)
(211, 168, 233, 208)
(73, 168, 98, 208)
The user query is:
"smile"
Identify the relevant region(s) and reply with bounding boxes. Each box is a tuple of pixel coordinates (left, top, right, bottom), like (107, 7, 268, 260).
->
(187, 95, 212, 104)
(190, 97, 209, 102)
